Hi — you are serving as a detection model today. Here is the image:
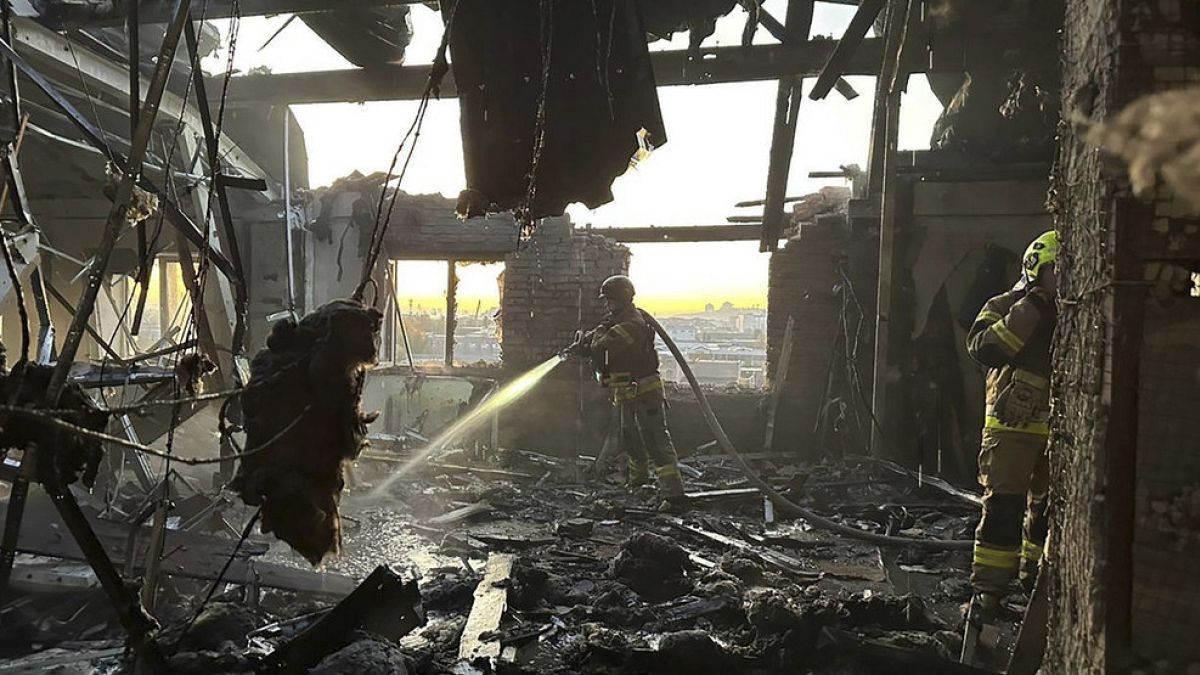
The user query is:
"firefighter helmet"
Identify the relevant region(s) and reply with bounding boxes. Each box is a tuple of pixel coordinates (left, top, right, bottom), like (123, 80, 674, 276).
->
(1022, 231, 1059, 286)
(599, 275, 636, 303)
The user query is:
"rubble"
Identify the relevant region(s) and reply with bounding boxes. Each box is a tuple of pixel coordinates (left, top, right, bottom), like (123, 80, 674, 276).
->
(309, 632, 411, 675)
(609, 532, 695, 601)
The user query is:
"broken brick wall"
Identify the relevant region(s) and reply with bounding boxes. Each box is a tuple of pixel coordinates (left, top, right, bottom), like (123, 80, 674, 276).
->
(1048, 0, 1200, 670)
(766, 218, 847, 459)
(499, 220, 628, 454)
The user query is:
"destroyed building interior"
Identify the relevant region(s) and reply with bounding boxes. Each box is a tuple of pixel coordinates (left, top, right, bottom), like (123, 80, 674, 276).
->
(0, 0, 1197, 673)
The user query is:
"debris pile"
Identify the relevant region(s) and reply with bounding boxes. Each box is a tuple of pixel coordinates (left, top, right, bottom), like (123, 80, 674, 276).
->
(233, 299, 384, 565)
(0, 361, 109, 489)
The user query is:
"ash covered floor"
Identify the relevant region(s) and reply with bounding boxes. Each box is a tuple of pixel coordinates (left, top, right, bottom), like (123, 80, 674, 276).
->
(0, 449, 1020, 674)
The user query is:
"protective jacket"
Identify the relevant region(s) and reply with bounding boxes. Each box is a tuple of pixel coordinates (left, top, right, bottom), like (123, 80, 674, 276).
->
(589, 305, 662, 402)
(966, 287, 1056, 435)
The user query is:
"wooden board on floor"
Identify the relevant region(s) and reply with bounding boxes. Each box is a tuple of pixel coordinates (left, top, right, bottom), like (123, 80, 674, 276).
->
(459, 552, 515, 664)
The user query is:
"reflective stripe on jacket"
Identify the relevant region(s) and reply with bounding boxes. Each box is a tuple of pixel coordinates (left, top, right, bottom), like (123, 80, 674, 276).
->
(966, 289, 1055, 435)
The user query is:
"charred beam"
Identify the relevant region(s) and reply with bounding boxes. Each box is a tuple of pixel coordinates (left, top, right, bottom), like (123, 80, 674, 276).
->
(759, 0, 813, 253)
(589, 224, 778, 243)
(809, 0, 886, 100)
(184, 16, 248, 354)
(214, 38, 898, 105)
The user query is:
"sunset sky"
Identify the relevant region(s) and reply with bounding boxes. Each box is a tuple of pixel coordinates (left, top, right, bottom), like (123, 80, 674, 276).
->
(208, 3, 942, 316)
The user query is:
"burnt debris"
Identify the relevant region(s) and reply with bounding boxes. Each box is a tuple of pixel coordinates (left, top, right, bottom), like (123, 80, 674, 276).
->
(447, 0, 667, 226)
(233, 299, 383, 565)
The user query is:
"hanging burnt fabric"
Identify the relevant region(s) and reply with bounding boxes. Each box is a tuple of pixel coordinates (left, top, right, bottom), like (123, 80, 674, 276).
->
(638, 0, 738, 42)
(232, 300, 383, 566)
(447, 0, 667, 225)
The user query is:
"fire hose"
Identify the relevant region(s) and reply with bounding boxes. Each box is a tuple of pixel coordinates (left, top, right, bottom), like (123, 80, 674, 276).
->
(646, 314, 973, 551)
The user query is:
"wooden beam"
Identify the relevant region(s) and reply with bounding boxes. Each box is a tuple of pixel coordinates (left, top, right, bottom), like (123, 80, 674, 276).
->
(587, 224, 777, 243)
(764, 316, 796, 452)
(214, 38, 897, 105)
(867, 0, 917, 461)
(809, 0, 887, 100)
(460, 552, 515, 665)
(759, 0, 814, 253)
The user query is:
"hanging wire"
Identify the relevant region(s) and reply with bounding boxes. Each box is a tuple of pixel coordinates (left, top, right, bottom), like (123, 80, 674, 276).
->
(515, 0, 555, 237)
(352, 3, 460, 303)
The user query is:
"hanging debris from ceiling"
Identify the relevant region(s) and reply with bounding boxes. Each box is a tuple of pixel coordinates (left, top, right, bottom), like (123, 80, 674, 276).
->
(231, 299, 383, 566)
(301, 5, 413, 68)
(639, 0, 738, 49)
(447, 0, 667, 231)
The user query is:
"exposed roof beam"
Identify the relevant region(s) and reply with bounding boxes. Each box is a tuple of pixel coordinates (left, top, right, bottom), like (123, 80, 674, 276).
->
(809, 0, 886, 100)
(214, 38, 905, 105)
(33, 0, 419, 28)
(587, 224, 779, 243)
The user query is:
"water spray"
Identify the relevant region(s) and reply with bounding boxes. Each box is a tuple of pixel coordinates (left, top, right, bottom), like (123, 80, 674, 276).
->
(367, 355, 565, 498)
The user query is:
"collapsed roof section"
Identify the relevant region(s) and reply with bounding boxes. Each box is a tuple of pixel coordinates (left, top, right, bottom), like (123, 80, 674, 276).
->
(447, 0, 667, 228)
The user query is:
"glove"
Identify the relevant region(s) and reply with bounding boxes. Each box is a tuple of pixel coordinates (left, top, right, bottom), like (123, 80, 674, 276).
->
(561, 330, 593, 358)
(993, 369, 1049, 427)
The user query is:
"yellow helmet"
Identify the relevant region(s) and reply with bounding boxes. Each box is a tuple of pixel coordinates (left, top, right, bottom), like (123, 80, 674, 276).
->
(1022, 231, 1059, 286)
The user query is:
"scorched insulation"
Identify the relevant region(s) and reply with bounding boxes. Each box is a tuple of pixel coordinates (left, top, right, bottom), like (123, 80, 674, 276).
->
(233, 300, 383, 565)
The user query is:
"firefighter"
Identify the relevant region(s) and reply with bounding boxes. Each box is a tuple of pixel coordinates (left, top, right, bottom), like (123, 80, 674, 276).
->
(963, 230, 1058, 637)
(564, 275, 688, 512)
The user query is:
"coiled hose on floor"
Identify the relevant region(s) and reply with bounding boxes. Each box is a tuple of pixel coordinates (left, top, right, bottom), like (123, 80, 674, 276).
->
(646, 314, 972, 551)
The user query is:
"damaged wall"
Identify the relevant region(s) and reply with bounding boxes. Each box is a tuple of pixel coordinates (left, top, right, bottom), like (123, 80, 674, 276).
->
(766, 217, 847, 459)
(1048, 0, 1200, 669)
(500, 219, 628, 371)
(499, 219, 627, 454)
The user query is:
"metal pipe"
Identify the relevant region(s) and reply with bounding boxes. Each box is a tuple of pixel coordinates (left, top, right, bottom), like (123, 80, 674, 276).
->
(283, 109, 296, 312)
(46, 0, 197, 405)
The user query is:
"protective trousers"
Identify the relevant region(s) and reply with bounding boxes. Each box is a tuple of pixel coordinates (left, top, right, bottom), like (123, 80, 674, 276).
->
(618, 391, 685, 498)
(971, 428, 1049, 596)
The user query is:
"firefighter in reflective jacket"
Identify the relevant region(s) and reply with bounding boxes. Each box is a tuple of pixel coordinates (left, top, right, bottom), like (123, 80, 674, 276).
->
(965, 230, 1058, 616)
(565, 275, 688, 511)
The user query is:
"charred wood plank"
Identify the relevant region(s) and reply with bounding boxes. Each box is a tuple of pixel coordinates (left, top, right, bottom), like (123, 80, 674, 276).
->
(270, 565, 423, 673)
(809, 0, 886, 100)
(459, 552, 514, 665)
(34, 0, 416, 28)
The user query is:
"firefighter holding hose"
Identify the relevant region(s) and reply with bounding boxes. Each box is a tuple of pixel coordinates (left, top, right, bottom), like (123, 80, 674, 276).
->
(961, 231, 1058, 661)
(563, 275, 689, 513)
